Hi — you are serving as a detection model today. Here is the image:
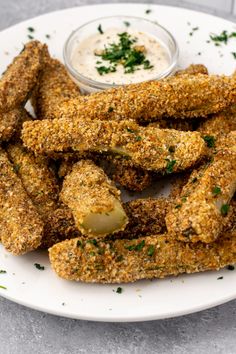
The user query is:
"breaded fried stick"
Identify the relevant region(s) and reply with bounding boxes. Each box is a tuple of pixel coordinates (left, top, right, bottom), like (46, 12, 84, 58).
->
(7, 143, 59, 217)
(54, 74, 236, 122)
(166, 132, 236, 243)
(197, 105, 236, 139)
(60, 160, 128, 237)
(0, 148, 43, 255)
(22, 119, 206, 173)
(32, 57, 80, 119)
(0, 108, 27, 142)
(0, 41, 46, 112)
(41, 197, 170, 248)
(49, 229, 236, 283)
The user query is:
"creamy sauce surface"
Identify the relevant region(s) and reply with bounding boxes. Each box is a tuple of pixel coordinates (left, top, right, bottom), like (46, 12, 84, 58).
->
(71, 28, 170, 85)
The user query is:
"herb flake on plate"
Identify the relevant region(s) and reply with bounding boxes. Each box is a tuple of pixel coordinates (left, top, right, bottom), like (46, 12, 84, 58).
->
(34, 263, 45, 270)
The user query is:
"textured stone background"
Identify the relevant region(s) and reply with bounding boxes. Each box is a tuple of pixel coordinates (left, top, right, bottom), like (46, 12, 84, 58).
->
(0, 1, 236, 353)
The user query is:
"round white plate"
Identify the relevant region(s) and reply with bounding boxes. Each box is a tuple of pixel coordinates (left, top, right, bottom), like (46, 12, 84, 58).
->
(0, 3, 236, 322)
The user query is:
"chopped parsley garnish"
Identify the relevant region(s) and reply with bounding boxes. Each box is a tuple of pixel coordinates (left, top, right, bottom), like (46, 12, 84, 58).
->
(124, 21, 130, 27)
(221, 204, 229, 216)
(116, 287, 123, 294)
(95, 32, 154, 75)
(126, 128, 136, 133)
(227, 265, 235, 271)
(175, 204, 182, 209)
(217, 276, 223, 280)
(27, 27, 35, 32)
(27, 34, 34, 40)
(108, 106, 114, 112)
(97, 24, 104, 35)
(34, 263, 45, 270)
(209, 30, 236, 45)
(147, 245, 155, 256)
(77, 240, 83, 247)
(135, 240, 145, 251)
(189, 27, 199, 36)
(0, 270, 6, 274)
(212, 186, 221, 196)
(145, 9, 152, 14)
(87, 239, 98, 247)
(232, 52, 236, 59)
(0, 285, 7, 290)
(125, 240, 145, 251)
(203, 135, 216, 148)
(135, 136, 142, 141)
(165, 159, 176, 174)
(45, 34, 51, 39)
(96, 65, 116, 75)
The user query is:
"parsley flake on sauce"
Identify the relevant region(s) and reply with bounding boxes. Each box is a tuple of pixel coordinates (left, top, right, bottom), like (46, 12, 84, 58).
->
(0, 270, 7, 274)
(34, 263, 45, 270)
(95, 32, 154, 75)
(97, 24, 104, 35)
(0, 285, 7, 290)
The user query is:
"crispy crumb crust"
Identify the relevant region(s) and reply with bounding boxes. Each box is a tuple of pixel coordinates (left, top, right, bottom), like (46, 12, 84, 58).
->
(7, 143, 59, 217)
(22, 119, 206, 173)
(54, 74, 236, 122)
(0, 148, 43, 255)
(197, 106, 236, 139)
(0, 41, 47, 112)
(0, 108, 26, 142)
(60, 159, 128, 237)
(49, 228, 236, 283)
(166, 132, 236, 243)
(31, 57, 80, 119)
(41, 197, 170, 248)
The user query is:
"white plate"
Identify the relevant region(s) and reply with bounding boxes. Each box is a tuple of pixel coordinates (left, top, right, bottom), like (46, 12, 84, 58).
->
(0, 3, 236, 322)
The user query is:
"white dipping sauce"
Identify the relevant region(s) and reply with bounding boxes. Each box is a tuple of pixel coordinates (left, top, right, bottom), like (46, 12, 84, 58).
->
(71, 28, 170, 85)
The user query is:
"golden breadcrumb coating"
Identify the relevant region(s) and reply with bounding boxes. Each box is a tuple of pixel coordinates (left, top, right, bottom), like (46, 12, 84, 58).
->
(22, 119, 206, 173)
(60, 160, 128, 237)
(40, 205, 80, 249)
(166, 132, 236, 243)
(0, 41, 46, 112)
(32, 57, 80, 119)
(49, 228, 236, 283)
(54, 74, 236, 122)
(198, 106, 236, 139)
(0, 148, 43, 255)
(40, 197, 170, 248)
(7, 143, 59, 217)
(0, 108, 25, 142)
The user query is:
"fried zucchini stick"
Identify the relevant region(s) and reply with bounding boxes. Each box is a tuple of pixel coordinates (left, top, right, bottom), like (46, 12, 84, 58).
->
(166, 132, 236, 243)
(22, 119, 206, 173)
(0, 41, 46, 112)
(60, 160, 128, 237)
(49, 228, 236, 283)
(32, 57, 80, 119)
(7, 143, 59, 217)
(197, 106, 236, 139)
(54, 74, 236, 122)
(0, 108, 25, 142)
(0, 148, 43, 255)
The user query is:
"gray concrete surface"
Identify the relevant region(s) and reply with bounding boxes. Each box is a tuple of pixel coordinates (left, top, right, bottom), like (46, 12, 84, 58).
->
(0, 1, 235, 353)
